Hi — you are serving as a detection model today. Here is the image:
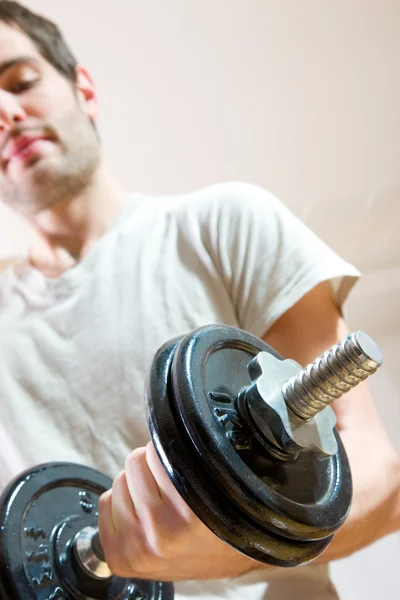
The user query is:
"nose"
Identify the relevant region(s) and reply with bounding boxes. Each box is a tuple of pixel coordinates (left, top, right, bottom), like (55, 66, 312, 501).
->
(0, 89, 27, 138)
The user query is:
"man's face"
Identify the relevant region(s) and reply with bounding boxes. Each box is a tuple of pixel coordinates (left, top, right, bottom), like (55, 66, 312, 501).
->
(0, 22, 101, 215)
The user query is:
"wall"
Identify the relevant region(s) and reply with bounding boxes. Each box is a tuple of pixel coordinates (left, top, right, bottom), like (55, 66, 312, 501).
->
(0, 1, 399, 598)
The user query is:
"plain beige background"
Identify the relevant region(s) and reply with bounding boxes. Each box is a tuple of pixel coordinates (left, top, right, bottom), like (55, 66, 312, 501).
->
(0, 1, 399, 597)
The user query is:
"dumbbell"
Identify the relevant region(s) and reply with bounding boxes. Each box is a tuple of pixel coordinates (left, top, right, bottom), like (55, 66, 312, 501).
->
(0, 462, 174, 600)
(0, 325, 382, 599)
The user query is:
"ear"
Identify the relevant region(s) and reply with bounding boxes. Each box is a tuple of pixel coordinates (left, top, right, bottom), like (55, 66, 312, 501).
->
(74, 65, 99, 119)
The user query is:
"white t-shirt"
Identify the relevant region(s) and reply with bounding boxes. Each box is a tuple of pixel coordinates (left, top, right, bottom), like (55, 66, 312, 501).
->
(0, 182, 360, 599)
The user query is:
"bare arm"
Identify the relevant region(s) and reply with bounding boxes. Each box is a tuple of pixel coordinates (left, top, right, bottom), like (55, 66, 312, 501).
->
(263, 280, 400, 560)
(98, 280, 400, 580)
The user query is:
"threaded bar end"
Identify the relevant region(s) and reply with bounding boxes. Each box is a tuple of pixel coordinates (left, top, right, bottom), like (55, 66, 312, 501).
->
(283, 331, 382, 420)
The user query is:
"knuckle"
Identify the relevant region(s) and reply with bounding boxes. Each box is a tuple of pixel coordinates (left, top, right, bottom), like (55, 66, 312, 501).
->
(146, 535, 173, 559)
(145, 520, 188, 559)
(125, 448, 146, 473)
(113, 470, 126, 488)
(106, 528, 146, 577)
(107, 553, 132, 578)
(98, 489, 110, 511)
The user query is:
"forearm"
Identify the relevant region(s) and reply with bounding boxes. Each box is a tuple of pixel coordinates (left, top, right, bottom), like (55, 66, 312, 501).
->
(326, 376, 400, 557)
(314, 428, 400, 563)
(342, 427, 400, 540)
(394, 482, 400, 534)
(262, 289, 400, 564)
(386, 469, 400, 535)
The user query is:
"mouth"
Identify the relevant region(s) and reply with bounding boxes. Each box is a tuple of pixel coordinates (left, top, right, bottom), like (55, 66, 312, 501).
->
(3, 135, 54, 171)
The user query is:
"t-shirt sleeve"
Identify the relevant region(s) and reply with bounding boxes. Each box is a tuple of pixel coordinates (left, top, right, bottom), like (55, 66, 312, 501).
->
(193, 182, 360, 337)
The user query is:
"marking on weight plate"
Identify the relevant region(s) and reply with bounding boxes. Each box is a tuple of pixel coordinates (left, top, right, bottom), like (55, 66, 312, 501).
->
(24, 526, 47, 540)
(32, 568, 54, 589)
(46, 587, 66, 600)
(228, 430, 252, 451)
(209, 391, 233, 404)
(26, 544, 50, 564)
(211, 401, 252, 450)
(123, 584, 149, 599)
(79, 490, 94, 513)
(213, 407, 242, 428)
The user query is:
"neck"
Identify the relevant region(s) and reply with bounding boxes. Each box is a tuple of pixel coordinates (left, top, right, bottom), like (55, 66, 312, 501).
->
(27, 161, 131, 277)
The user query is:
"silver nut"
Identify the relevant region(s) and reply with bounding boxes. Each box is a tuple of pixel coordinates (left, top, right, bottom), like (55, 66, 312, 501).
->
(73, 526, 112, 580)
(246, 352, 338, 458)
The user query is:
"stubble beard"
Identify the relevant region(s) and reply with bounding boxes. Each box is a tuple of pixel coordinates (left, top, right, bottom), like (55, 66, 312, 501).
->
(1, 108, 101, 216)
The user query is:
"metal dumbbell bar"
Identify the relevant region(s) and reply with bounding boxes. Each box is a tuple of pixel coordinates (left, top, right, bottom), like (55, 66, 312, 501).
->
(0, 326, 382, 599)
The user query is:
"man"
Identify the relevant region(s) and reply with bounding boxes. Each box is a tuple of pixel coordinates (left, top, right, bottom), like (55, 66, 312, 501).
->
(0, 2, 399, 599)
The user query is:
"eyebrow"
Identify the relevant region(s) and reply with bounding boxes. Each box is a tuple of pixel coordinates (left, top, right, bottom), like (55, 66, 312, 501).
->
(0, 56, 40, 77)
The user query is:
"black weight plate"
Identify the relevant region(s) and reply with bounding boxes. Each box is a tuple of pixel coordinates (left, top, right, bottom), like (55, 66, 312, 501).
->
(146, 325, 352, 567)
(0, 463, 174, 600)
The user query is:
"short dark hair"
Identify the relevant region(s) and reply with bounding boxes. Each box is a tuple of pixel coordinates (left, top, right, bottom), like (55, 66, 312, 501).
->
(0, 1, 78, 82)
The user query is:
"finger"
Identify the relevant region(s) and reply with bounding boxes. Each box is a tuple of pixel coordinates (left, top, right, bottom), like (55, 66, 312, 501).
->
(98, 472, 138, 551)
(145, 442, 195, 518)
(111, 470, 139, 531)
(124, 446, 163, 524)
(98, 488, 114, 559)
(98, 472, 141, 577)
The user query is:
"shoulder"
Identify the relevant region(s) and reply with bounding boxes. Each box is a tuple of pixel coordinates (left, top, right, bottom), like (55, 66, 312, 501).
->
(159, 181, 282, 226)
(177, 180, 278, 209)
(127, 183, 289, 251)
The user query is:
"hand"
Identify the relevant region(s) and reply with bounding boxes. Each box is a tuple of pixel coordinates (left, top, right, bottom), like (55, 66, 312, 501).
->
(98, 442, 260, 581)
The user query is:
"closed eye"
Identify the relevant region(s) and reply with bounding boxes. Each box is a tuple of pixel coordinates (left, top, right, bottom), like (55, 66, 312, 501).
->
(8, 79, 39, 94)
